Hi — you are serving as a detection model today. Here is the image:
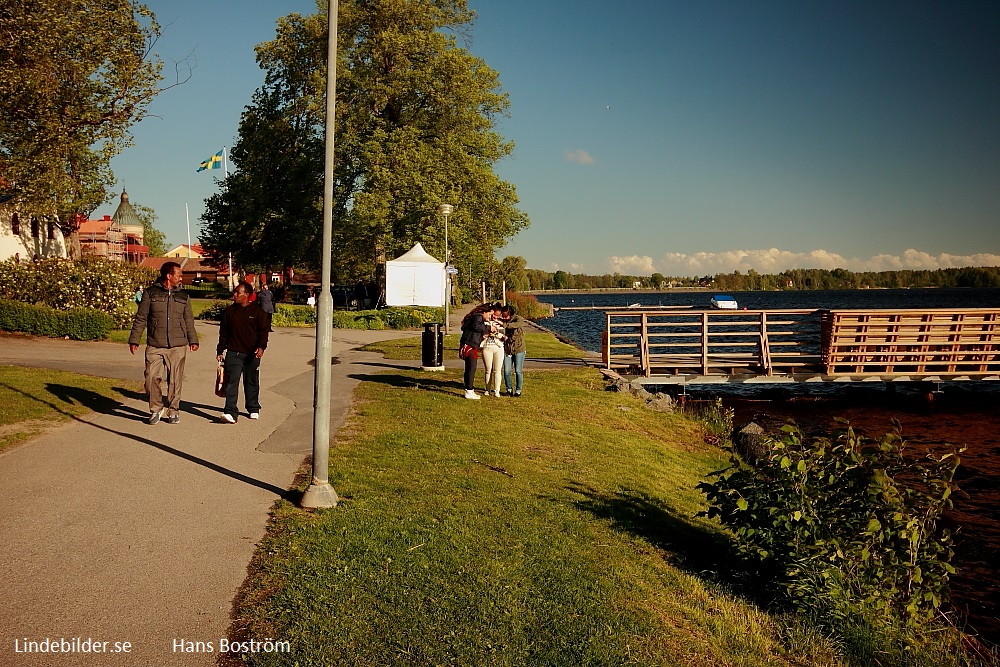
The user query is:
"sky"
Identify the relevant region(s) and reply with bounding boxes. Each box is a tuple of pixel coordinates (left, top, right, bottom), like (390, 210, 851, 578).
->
(104, 0, 1000, 277)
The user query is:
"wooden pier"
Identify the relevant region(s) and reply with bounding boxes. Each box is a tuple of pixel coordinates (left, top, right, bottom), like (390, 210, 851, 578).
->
(603, 308, 1000, 385)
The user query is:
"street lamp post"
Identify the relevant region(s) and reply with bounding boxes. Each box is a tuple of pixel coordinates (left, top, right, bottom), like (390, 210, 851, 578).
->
(301, 0, 339, 509)
(437, 203, 453, 335)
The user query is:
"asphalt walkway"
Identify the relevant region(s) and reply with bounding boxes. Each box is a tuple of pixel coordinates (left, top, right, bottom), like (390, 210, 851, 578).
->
(0, 321, 413, 666)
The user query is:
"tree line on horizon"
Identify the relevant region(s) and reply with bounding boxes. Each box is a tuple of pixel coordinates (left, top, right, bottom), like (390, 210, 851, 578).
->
(499, 262, 1000, 292)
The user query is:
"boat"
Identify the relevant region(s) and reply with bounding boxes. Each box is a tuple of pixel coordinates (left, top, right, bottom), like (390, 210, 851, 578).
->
(710, 294, 738, 309)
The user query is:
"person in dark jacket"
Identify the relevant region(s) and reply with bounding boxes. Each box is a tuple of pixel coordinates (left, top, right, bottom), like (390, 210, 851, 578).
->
(458, 303, 497, 400)
(501, 304, 526, 396)
(129, 261, 199, 424)
(216, 281, 270, 423)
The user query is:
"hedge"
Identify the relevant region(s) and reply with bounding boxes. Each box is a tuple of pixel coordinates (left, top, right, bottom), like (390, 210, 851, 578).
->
(198, 303, 443, 330)
(0, 299, 115, 340)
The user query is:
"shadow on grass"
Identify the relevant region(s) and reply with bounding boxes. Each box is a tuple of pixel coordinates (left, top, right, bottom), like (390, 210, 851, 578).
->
(4, 382, 295, 500)
(347, 372, 463, 396)
(568, 482, 773, 605)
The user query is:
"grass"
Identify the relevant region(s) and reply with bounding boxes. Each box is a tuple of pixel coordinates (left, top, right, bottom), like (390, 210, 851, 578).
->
(360, 331, 588, 360)
(0, 365, 141, 452)
(229, 364, 827, 666)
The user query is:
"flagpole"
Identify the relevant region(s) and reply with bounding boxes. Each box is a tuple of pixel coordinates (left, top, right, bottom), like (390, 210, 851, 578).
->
(185, 203, 192, 258)
(223, 147, 229, 178)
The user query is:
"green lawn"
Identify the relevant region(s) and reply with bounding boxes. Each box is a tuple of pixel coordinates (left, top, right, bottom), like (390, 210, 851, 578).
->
(361, 331, 587, 360)
(0, 365, 141, 451)
(230, 365, 834, 666)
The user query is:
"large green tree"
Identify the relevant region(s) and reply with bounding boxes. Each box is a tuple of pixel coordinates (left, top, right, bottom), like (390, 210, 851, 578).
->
(200, 0, 528, 283)
(0, 0, 169, 257)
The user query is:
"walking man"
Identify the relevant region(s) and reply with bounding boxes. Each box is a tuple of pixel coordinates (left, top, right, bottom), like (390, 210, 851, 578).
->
(217, 281, 270, 424)
(129, 261, 199, 424)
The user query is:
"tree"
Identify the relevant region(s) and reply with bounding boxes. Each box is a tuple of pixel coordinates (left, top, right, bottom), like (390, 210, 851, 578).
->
(200, 0, 528, 283)
(498, 255, 529, 292)
(650, 272, 665, 289)
(133, 203, 166, 257)
(0, 0, 177, 257)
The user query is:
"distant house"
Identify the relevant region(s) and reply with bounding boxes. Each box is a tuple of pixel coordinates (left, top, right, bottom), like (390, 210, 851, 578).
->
(78, 190, 148, 263)
(164, 243, 206, 259)
(0, 189, 68, 262)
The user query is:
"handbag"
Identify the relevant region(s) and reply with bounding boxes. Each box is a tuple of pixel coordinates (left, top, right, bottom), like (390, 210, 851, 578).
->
(459, 343, 479, 360)
(215, 361, 228, 397)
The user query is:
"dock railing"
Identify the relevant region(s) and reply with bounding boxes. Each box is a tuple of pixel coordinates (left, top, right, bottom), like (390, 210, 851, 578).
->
(605, 308, 1000, 378)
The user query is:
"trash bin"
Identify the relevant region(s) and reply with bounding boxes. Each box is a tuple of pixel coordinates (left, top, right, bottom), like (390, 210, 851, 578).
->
(421, 322, 444, 370)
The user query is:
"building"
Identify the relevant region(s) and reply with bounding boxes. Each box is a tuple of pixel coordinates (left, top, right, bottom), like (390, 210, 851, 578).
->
(140, 256, 230, 287)
(78, 190, 148, 263)
(0, 188, 68, 262)
(163, 243, 206, 259)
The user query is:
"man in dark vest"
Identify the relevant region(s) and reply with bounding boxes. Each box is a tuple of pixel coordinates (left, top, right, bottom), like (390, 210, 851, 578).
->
(128, 261, 199, 424)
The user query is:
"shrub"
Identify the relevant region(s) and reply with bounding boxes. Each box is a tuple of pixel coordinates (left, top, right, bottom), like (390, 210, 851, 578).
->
(271, 304, 316, 327)
(698, 422, 962, 638)
(196, 300, 230, 322)
(506, 291, 552, 320)
(0, 257, 155, 328)
(0, 299, 114, 340)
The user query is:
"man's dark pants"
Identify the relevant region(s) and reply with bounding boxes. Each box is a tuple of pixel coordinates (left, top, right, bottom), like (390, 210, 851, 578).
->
(223, 350, 261, 417)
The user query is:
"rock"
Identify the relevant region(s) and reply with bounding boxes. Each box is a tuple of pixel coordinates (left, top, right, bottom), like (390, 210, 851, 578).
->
(732, 422, 773, 461)
(645, 393, 674, 413)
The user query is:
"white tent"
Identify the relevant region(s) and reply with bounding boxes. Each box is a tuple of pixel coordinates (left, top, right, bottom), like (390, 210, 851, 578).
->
(385, 243, 445, 307)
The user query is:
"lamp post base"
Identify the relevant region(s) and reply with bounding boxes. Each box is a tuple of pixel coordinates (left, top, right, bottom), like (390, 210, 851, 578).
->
(300, 481, 339, 508)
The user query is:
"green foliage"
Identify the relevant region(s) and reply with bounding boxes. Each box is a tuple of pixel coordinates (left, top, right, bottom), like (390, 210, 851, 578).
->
(684, 398, 735, 445)
(0, 0, 167, 245)
(132, 203, 167, 257)
(270, 304, 316, 327)
(198, 302, 440, 331)
(0, 299, 114, 340)
(0, 257, 156, 327)
(698, 422, 962, 638)
(200, 0, 528, 285)
(195, 300, 230, 322)
(505, 291, 551, 320)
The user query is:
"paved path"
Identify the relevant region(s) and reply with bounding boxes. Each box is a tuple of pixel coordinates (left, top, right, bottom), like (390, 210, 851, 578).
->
(0, 321, 413, 666)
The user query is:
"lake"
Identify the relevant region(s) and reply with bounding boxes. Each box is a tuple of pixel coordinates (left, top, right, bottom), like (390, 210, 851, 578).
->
(534, 288, 1000, 645)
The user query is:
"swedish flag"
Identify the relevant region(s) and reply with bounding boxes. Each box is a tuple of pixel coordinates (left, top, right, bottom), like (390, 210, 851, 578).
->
(197, 149, 224, 172)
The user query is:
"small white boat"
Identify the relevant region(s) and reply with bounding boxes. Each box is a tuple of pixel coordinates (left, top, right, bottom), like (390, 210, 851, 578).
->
(627, 303, 642, 308)
(710, 294, 738, 309)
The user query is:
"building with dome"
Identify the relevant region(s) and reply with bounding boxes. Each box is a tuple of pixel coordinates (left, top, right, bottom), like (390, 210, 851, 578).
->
(78, 190, 148, 263)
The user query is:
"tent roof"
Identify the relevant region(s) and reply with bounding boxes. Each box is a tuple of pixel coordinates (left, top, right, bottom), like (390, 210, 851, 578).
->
(388, 243, 442, 264)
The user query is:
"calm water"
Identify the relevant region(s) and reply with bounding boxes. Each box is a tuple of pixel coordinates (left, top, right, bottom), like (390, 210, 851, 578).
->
(536, 289, 1000, 644)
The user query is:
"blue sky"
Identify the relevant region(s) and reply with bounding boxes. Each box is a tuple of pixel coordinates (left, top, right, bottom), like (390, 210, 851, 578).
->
(105, 0, 1000, 276)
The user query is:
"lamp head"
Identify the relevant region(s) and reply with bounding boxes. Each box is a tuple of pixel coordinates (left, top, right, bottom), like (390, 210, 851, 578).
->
(437, 203, 454, 217)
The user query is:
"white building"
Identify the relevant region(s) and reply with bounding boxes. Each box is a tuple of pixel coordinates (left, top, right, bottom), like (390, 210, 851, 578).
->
(0, 193, 68, 262)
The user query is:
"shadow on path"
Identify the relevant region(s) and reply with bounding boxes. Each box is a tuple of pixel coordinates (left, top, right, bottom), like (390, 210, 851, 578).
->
(6, 382, 295, 500)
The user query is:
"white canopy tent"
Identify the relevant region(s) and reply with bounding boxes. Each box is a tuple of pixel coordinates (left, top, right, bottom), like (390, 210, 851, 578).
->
(384, 243, 446, 307)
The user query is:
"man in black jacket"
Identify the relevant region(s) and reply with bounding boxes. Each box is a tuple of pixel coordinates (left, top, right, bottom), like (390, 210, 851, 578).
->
(129, 261, 199, 424)
(216, 281, 270, 424)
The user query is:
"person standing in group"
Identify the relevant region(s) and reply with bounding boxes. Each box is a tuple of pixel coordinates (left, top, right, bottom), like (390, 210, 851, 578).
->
(480, 303, 507, 397)
(458, 303, 493, 400)
(501, 304, 526, 397)
(128, 261, 199, 424)
(216, 282, 270, 424)
(306, 288, 316, 308)
(257, 279, 275, 331)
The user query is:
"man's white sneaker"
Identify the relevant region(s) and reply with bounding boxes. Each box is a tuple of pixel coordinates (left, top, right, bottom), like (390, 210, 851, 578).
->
(249, 412, 260, 420)
(222, 413, 237, 424)
(464, 390, 481, 400)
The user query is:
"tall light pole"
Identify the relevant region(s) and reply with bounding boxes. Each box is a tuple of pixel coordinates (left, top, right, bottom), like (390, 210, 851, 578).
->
(437, 203, 453, 335)
(301, 0, 339, 509)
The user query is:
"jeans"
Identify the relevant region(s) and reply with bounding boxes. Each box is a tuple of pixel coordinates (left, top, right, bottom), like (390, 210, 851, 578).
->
(504, 351, 526, 393)
(223, 350, 261, 416)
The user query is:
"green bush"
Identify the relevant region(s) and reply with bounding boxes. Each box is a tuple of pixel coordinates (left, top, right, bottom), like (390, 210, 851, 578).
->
(698, 422, 961, 642)
(0, 257, 155, 328)
(506, 291, 552, 320)
(0, 299, 114, 340)
(271, 304, 316, 327)
(195, 300, 230, 322)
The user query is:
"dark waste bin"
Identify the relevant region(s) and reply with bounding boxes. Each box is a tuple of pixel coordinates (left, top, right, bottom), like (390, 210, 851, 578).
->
(421, 322, 444, 368)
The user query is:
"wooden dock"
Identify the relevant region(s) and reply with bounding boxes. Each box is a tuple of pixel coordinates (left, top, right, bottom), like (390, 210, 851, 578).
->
(603, 308, 1000, 384)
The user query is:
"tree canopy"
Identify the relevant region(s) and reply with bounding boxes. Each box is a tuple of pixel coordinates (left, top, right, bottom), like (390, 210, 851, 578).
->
(0, 0, 167, 255)
(200, 0, 529, 283)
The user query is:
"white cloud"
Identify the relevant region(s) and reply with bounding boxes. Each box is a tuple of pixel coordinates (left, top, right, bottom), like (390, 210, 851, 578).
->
(568, 262, 585, 272)
(564, 149, 595, 165)
(607, 255, 657, 274)
(603, 248, 1000, 276)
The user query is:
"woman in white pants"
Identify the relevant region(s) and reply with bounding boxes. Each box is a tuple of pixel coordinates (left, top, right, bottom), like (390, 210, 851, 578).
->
(480, 303, 506, 396)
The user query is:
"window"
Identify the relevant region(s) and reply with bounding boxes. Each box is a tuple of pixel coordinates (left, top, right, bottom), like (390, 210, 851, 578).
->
(31, 217, 39, 238)
(47, 220, 55, 240)
(10, 213, 18, 235)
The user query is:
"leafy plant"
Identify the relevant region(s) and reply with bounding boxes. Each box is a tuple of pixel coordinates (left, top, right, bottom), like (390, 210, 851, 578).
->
(698, 421, 962, 636)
